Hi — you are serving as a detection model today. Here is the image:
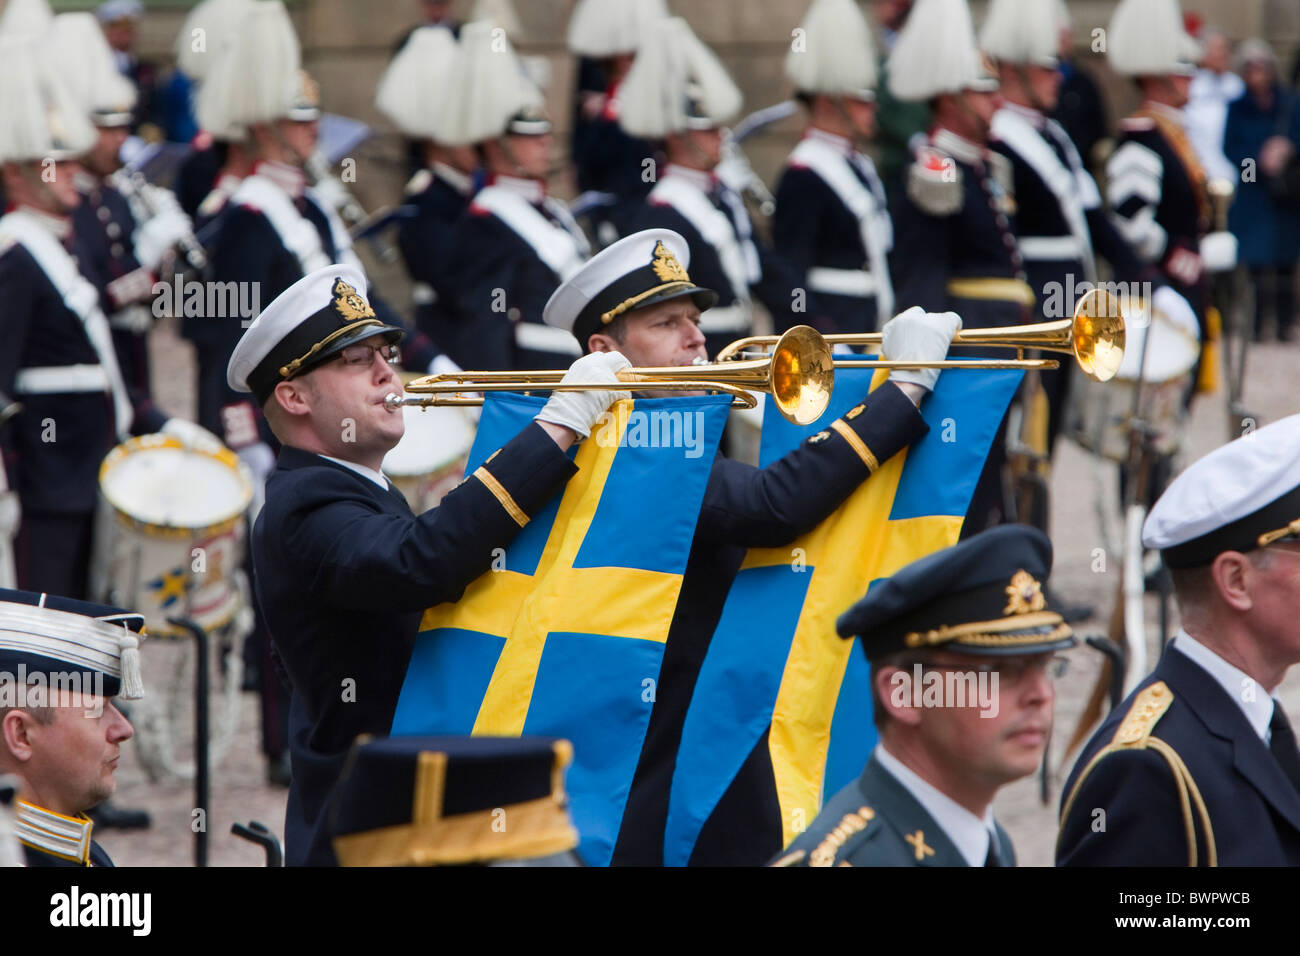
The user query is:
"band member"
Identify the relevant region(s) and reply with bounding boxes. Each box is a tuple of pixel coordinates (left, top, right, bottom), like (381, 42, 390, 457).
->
(0, 39, 207, 600)
(442, 21, 590, 371)
(622, 17, 821, 358)
(774, 525, 1074, 866)
(886, 0, 1023, 533)
(330, 735, 580, 867)
(566, 0, 667, 244)
(774, 0, 894, 334)
(979, 0, 1196, 452)
(376, 25, 477, 362)
(96, 0, 159, 137)
(540, 227, 960, 864)
(1104, 0, 1237, 361)
(229, 263, 629, 865)
(0, 587, 147, 867)
(1058, 414, 1300, 866)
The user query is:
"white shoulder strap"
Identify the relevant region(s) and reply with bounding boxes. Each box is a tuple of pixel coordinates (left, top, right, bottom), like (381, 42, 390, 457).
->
(233, 175, 332, 275)
(0, 212, 133, 439)
(471, 186, 587, 281)
(649, 175, 752, 308)
(304, 189, 366, 275)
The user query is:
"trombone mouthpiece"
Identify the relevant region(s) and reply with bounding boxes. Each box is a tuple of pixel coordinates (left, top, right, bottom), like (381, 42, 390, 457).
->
(384, 393, 403, 410)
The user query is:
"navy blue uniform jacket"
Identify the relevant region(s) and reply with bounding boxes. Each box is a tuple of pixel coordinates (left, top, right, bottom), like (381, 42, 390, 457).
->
(252, 424, 577, 865)
(1057, 644, 1300, 866)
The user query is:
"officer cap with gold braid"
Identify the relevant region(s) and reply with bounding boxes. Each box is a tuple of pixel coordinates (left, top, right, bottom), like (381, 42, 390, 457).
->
(227, 263, 404, 405)
(543, 228, 718, 350)
(837, 525, 1075, 660)
(329, 735, 580, 867)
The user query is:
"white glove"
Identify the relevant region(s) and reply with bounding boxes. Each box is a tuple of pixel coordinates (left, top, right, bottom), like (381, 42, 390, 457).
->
(134, 208, 194, 272)
(534, 352, 632, 438)
(428, 353, 462, 377)
(1200, 231, 1238, 274)
(310, 175, 352, 214)
(1152, 285, 1201, 342)
(162, 418, 225, 455)
(881, 307, 963, 393)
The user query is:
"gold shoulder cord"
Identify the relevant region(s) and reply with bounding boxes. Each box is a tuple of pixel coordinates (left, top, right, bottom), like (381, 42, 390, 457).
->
(1057, 682, 1217, 867)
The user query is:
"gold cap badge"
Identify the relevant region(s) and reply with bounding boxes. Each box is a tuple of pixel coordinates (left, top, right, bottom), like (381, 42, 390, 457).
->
(651, 241, 690, 283)
(1003, 570, 1046, 616)
(333, 277, 376, 323)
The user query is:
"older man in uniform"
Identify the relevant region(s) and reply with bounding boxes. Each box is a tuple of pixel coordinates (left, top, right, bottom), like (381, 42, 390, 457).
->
(774, 524, 1074, 866)
(1058, 414, 1300, 866)
(230, 263, 629, 865)
(0, 588, 147, 867)
(540, 227, 960, 864)
(774, 0, 895, 335)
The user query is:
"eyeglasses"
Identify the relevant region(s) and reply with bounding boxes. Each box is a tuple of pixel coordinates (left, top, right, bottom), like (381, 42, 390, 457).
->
(910, 655, 1070, 683)
(335, 342, 400, 369)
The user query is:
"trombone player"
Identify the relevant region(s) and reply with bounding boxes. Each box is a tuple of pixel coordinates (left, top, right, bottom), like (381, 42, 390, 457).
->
(537, 228, 961, 865)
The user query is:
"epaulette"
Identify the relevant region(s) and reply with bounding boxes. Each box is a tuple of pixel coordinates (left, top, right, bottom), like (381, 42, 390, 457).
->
(405, 168, 433, 197)
(1120, 116, 1157, 133)
(1059, 681, 1218, 866)
(906, 147, 963, 217)
(807, 806, 876, 867)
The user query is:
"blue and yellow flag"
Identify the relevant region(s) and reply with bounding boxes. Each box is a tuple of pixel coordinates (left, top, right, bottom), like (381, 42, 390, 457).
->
(390, 392, 730, 866)
(662, 364, 1023, 865)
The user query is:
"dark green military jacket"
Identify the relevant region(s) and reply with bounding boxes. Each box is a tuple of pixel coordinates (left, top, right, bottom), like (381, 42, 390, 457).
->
(770, 753, 1015, 867)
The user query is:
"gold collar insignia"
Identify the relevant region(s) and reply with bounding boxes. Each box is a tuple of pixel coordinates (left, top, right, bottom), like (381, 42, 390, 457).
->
(1003, 569, 1045, 616)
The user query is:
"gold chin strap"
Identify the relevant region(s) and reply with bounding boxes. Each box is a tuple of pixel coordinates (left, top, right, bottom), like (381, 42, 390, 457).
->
(1258, 518, 1300, 548)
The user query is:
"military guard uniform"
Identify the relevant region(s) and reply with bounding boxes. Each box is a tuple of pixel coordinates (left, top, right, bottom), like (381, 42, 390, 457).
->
(775, 524, 1074, 866)
(230, 264, 591, 865)
(330, 735, 581, 866)
(773, 0, 894, 335)
(1058, 414, 1300, 866)
(0, 587, 148, 867)
(539, 228, 949, 865)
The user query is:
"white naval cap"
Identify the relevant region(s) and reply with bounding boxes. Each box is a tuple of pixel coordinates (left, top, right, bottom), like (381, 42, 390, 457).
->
(227, 263, 404, 404)
(1108, 0, 1200, 78)
(1143, 414, 1300, 569)
(543, 228, 718, 349)
(887, 0, 998, 103)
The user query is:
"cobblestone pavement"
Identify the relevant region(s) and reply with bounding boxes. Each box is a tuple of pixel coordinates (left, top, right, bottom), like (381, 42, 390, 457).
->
(96, 318, 1300, 866)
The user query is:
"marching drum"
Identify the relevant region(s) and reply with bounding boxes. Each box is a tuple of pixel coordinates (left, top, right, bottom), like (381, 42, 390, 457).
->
(383, 395, 476, 513)
(1067, 302, 1200, 463)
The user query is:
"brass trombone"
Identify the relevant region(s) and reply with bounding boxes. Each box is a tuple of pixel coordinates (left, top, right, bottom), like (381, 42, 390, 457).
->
(388, 325, 837, 425)
(714, 289, 1127, 383)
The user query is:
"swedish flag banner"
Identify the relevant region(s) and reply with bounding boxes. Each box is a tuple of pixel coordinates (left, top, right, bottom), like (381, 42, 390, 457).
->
(391, 391, 731, 865)
(663, 364, 1023, 865)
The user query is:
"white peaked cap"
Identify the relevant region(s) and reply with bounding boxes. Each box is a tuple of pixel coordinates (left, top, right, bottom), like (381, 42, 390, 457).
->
(567, 0, 670, 57)
(470, 0, 523, 39)
(45, 13, 137, 122)
(1108, 0, 1200, 77)
(437, 20, 544, 146)
(375, 25, 459, 141)
(887, 0, 996, 102)
(619, 16, 742, 139)
(0, 35, 96, 163)
(195, 0, 302, 130)
(979, 0, 1060, 67)
(785, 0, 878, 98)
(175, 0, 256, 82)
(0, 0, 52, 39)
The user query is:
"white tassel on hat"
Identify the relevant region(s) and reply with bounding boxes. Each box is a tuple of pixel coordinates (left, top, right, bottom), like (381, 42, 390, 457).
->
(175, 0, 255, 83)
(979, 0, 1059, 67)
(118, 636, 145, 700)
(887, 0, 994, 102)
(375, 25, 459, 141)
(619, 16, 742, 139)
(1108, 0, 1199, 77)
(785, 0, 878, 98)
(567, 0, 670, 58)
(0, 35, 96, 163)
(0, 0, 52, 39)
(437, 20, 543, 146)
(195, 0, 302, 131)
(44, 13, 137, 120)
